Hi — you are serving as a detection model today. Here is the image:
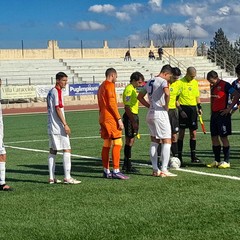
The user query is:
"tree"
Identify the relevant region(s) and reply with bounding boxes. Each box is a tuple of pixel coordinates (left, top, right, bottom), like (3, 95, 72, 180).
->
(155, 26, 183, 48)
(209, 28, 236, 74)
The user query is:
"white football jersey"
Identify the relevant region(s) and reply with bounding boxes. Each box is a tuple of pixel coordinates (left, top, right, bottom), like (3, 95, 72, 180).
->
(144, 76, 168, 112)
(47, 87, 65, 135)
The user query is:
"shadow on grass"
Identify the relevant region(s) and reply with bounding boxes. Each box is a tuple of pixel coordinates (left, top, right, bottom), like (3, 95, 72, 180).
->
(6, 177, 46, 184)
(11, 158, 105, 179)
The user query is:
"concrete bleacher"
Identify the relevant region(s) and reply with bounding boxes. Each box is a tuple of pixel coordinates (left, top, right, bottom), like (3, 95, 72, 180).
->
(0, 59, 77, 85)
(63, 56, 230, 83)
(0, 56, 230, 86)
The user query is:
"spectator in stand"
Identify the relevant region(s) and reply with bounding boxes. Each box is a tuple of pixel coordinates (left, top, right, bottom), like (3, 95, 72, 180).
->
(148, 50, 155, 60)
(124, 50, 132, 61)
(158, 47, 163, 60)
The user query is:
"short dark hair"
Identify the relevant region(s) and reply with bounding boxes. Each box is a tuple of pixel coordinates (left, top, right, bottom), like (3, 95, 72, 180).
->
(130, 71, 144, 83)
(160, 64, 173, 74)
(235, 64, 240, 75)
(172, 67, 181, 76)
(105, 68, 117, 77)
(207, 70, 218, 80)
(56, 72, 68, 80)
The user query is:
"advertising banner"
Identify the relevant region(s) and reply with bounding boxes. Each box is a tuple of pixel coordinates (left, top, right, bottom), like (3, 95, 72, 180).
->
(36, 85, 68, 98)
(69, 84, 99, 96)
(0, 85, 36, 99)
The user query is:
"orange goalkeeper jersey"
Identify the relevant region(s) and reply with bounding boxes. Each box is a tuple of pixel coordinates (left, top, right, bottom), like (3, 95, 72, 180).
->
(97, 80, 122, 139)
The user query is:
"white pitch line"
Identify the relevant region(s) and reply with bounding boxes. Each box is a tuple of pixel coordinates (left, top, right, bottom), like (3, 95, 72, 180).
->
(175, 168, 240, 181)
(5, 145, 101, 160)
(6, 145, 240, 181)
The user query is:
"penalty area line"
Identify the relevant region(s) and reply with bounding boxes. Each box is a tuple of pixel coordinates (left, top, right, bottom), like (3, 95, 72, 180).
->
(6, 145, 240, 181)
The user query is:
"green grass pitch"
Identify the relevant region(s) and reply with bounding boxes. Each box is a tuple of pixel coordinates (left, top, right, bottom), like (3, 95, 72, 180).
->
(2, 103, 240, 240)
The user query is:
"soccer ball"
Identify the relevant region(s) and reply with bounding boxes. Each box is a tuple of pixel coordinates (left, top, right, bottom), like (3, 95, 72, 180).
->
(169, 157, 181, 169)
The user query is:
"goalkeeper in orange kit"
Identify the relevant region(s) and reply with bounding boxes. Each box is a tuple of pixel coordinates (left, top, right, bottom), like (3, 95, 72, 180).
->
(97, 68, 129, 180)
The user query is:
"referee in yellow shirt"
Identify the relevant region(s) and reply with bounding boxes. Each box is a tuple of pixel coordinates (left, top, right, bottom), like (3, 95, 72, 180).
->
(122, 72, 144, 173)
(177, 67, 202, 164)
(168, 67, 182, 157)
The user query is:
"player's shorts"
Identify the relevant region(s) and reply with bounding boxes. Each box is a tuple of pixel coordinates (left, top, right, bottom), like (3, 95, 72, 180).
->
(146, 110, 171, 139)
(49, 133, 71, 150)
(179, 105, 198, 130)
(0, 125, 6, 155)
(168, 109, 179, 134)
(123, 112, 139, 138)
(210, 112, 232, 137)
(0, 139, 6, 155)
(100, 119, 122, 139)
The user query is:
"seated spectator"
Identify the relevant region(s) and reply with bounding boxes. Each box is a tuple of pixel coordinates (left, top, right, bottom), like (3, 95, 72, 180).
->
(148, 50, 155, 60)
(124, 50, 132, 61)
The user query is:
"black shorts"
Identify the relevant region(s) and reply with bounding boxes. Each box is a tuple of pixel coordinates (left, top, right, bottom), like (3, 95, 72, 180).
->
(179, 105, 198, 130)
(168, 109, 179, 134)
(210, 112, 232, 137)
(123, 112, 139, 138)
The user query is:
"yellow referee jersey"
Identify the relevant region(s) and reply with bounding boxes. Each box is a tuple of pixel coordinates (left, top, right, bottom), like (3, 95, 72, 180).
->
(178, 77, 200, 106)
(169, 80, 182, 109)
(123, 84, 139, 114)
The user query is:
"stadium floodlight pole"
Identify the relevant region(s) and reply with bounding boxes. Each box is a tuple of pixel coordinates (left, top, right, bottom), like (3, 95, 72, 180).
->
(21, 40, 24, 58)
(81, 40, 83, 59)
(128, 39, 130, 51)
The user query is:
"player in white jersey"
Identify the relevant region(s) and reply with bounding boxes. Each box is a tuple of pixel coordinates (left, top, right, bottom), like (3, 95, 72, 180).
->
(137, 65, 177, 177)
(47, 72, 81, 184)
(0, 84, 12, 191)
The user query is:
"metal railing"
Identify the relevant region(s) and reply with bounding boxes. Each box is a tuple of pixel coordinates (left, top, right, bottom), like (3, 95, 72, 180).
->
(161, 50, 187, 73)
(207, 50, 236, 76)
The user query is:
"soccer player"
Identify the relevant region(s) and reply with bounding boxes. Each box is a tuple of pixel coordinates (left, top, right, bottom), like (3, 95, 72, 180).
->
(177, 67, 202, 164)
(0, 79, 12, 191)
(47, 72, 81, 184)
(137, 64, 177, 177)
(97, 68, 129, 180)
(122, 71, 144, 173)
(230, 64, 240, 112)
(206, 70, 240, 168)
(157, 67, 182, 163)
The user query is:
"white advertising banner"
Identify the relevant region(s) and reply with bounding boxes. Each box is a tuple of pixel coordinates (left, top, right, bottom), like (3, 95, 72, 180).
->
(36, 85, 69, 98)
(1, 85, 36, 99)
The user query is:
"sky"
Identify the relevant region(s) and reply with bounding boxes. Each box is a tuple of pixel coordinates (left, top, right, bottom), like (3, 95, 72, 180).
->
(0, 0, 239, 48)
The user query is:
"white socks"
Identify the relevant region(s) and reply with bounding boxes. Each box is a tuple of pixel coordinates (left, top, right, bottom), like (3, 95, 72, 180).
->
(113, 169, 120, 174)
(63, 152, 71, 179)
(161, 143, 171, 172)
(0, 162, 6, 185)
(150, 142, 159, 171)
(48, 154, 56, 180)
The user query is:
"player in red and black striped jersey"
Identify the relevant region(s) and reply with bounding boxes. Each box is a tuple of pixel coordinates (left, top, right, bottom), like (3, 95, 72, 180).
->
(206, 70, 240, 169)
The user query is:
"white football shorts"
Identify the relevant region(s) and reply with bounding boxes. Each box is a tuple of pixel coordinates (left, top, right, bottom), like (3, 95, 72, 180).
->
(0, 139, 6, 155)
(146, 110, 171, 139)
(49, 134, 71, 150)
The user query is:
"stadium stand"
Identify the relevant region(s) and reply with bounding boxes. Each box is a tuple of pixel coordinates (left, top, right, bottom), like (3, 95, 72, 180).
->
(0, 56, 230, 86)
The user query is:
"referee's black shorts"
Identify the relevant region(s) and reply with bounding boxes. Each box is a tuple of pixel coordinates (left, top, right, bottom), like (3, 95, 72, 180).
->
(123, 112, 139, 138)
(210, 112, 231, 137)
(179, 105, 198, 130)
(168, 109, 179, 134)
